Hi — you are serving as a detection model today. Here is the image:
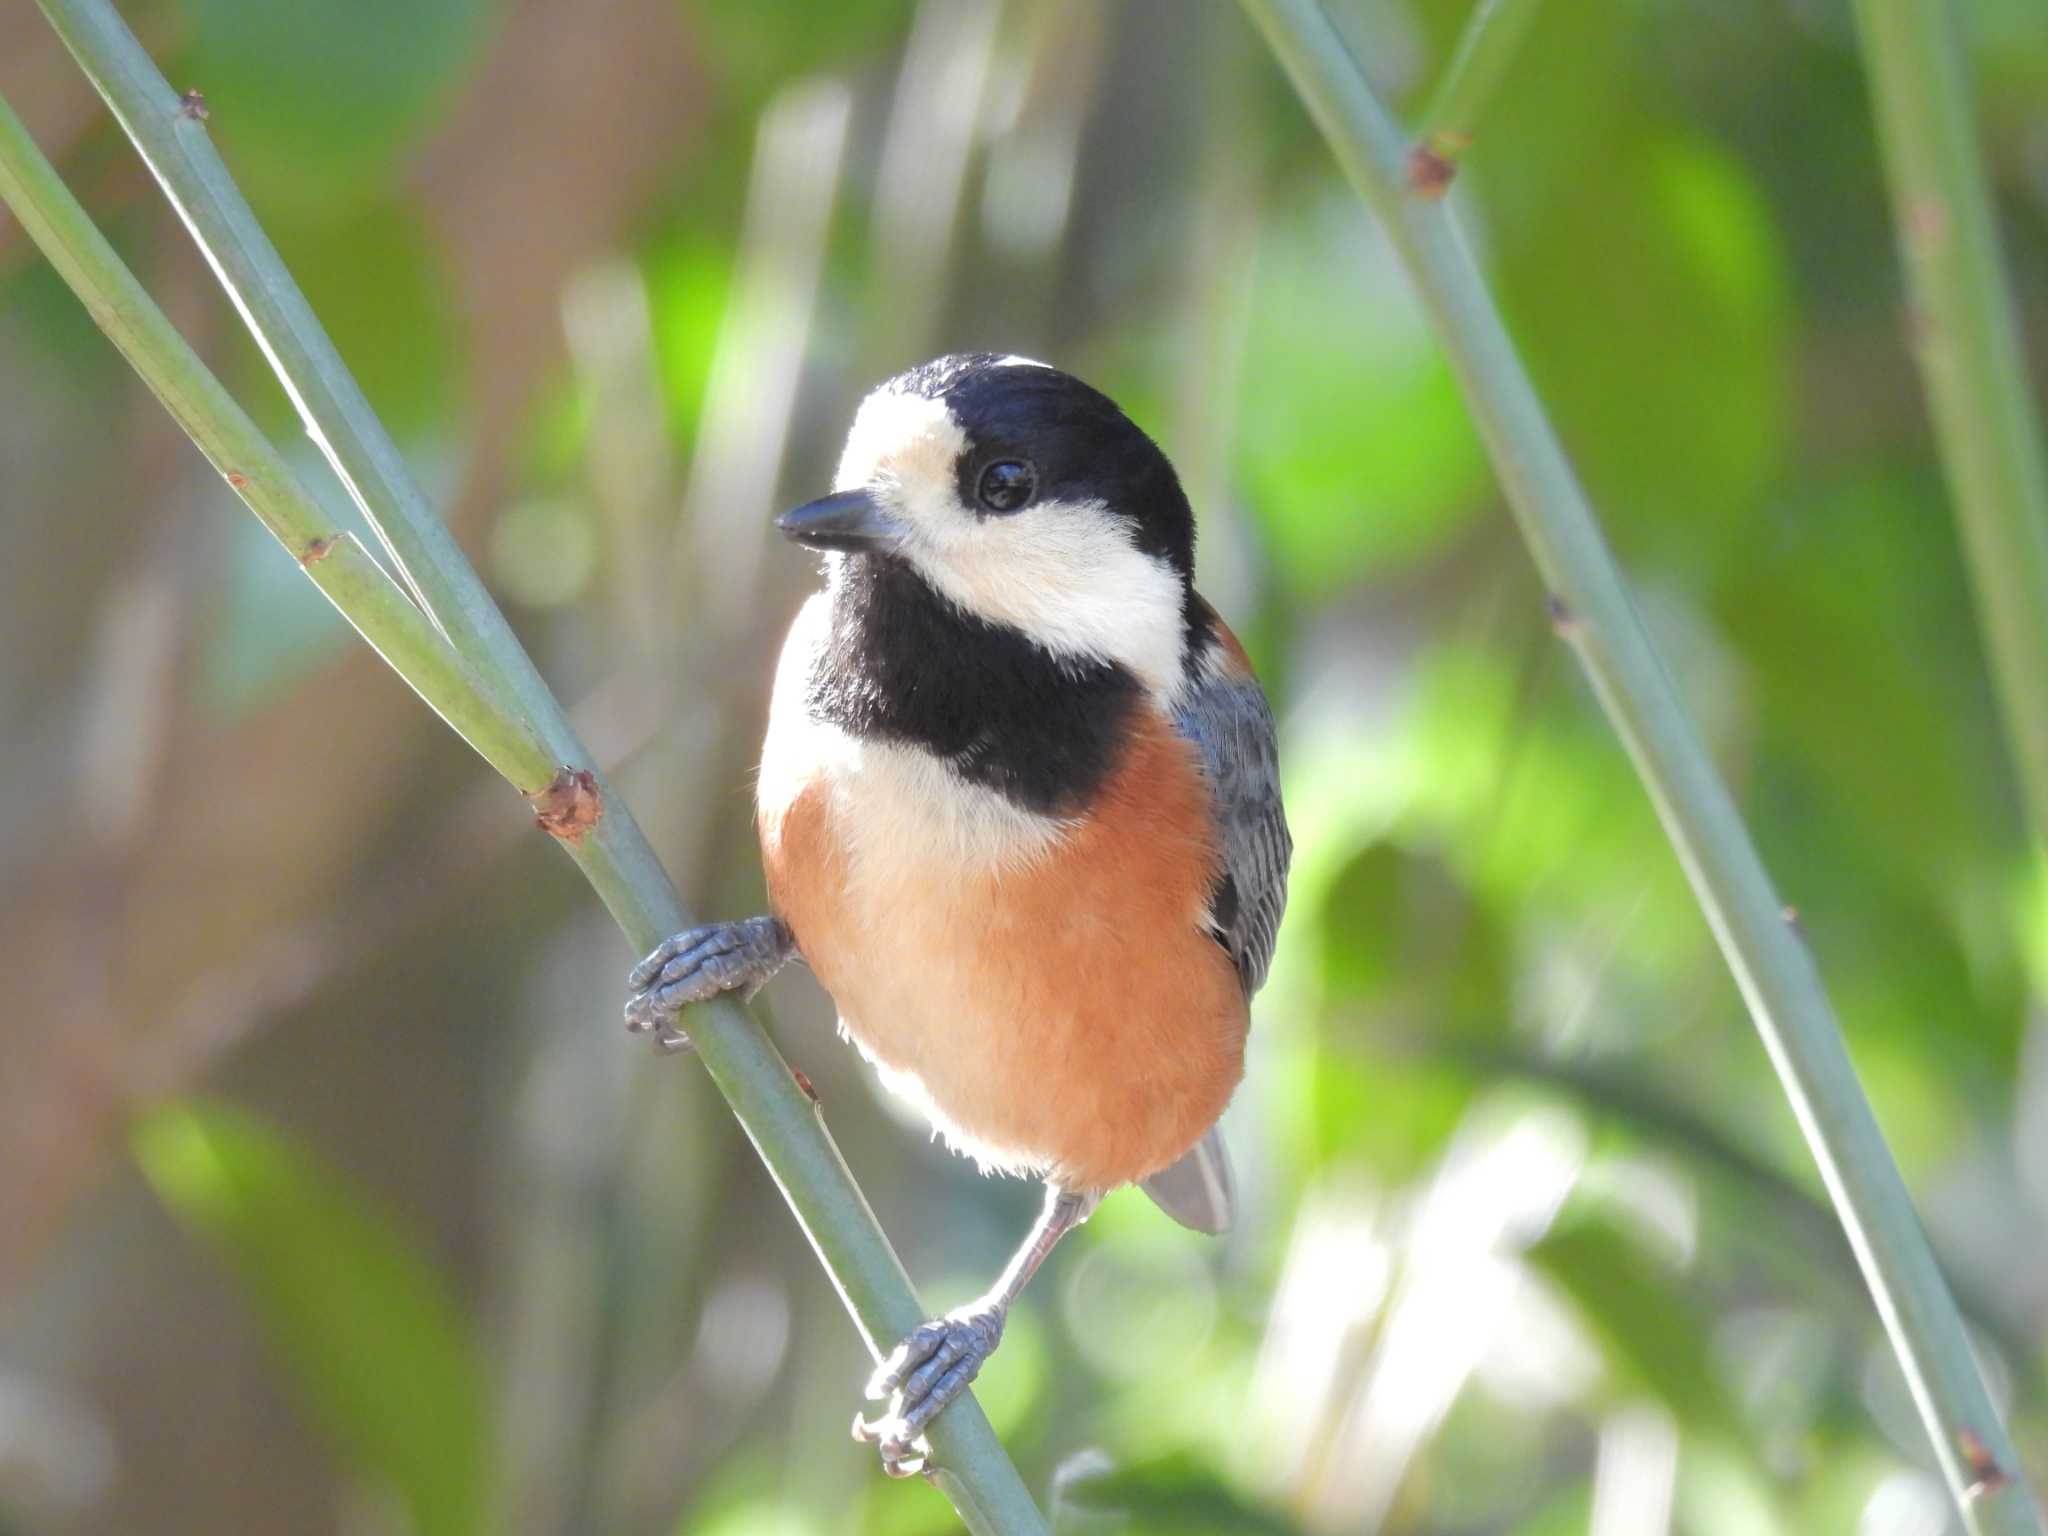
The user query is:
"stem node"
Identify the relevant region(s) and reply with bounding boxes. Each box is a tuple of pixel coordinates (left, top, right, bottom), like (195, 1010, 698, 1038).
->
(1407, 143, 1456, 198)
(1963, 1430, 2012, 1498)
(527, 766, 602, 842)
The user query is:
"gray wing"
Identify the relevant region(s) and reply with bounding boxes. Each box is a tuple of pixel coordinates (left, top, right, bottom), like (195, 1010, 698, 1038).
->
(1140, 639, 1290, 1235)
(1172, 654, 1292, 998)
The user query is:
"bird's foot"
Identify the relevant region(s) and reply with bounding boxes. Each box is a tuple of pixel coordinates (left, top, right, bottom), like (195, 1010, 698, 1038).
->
(623, 916, 792, 1052)
(851, 1306, 1006, 1478)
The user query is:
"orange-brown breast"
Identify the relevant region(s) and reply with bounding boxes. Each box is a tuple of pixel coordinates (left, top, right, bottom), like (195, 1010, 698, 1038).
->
(759, 701, 1246, 1193)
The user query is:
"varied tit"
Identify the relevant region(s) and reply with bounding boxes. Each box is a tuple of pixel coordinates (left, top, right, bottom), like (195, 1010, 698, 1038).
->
(624, 353, 1291, 1477)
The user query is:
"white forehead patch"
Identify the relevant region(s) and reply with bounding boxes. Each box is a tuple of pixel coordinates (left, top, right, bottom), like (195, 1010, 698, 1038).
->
(827, 380, 1188, 698)
(833, 388, 964, 494)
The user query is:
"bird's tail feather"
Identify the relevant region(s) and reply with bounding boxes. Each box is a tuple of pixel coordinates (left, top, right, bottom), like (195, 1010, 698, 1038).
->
(1138, 1124, 1235, 1234)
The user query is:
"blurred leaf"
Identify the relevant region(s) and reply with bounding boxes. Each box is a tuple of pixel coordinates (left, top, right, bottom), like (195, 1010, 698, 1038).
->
(1401, 644, 1706, 980)
(689, 1499, 822, 1536)
(1674, 1438, 1789, 1536)
(1052, 1452, 1303, 1535)
(133, 1101, 495, 1536)
(1721, 470, 2007, 886)
(688, 0, 914, 95)
(258, 200, 463, 438)
(1965, 0, 2048, 139)
(1319, 841, 1508, 1030)
(1499, 127, 1792, 565)
(1307, 841, 1505, 1174)
(1717, 468, 2025, 1093)
(645, 236, 736, 443)
(1511, 1486, 1597, 1536)
(1527, 1212, 1750, 1455)
(185, 0, 497, 209)
(1237, 195, 1489, 596)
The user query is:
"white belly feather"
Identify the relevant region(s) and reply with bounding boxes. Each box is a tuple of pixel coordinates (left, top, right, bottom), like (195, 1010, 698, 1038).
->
(757, 594, 1073, 1169)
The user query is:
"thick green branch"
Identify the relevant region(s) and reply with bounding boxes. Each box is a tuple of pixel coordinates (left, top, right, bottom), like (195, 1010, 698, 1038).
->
(1852, 0, 2048, 854)
(1235, 1, 2043, 1530)
(0, 40, 1045, 1536)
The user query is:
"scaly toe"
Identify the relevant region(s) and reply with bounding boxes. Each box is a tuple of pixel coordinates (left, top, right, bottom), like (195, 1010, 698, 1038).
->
(867, 1320, 951, 1399)
(624, 919, 792, 1043)
(855, 1310, 1003, 1476)
(650, 929, 741, 988)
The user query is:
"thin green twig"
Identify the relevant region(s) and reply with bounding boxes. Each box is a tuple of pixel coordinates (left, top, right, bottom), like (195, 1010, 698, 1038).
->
(0, 35, 1046, 1536)
(1234, 1, 2043, 1529)
(1851, 0, 2048, 855)
(1412, 0, 1544, 187)
(0, 96, 549, 793)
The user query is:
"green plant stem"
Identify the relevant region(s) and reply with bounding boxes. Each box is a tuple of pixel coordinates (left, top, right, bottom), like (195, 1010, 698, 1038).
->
(0, 63, 1045, 1536)
(1415, 0, 1544, 163)
(1234, 1, 2043, 1529)
(1851, 0, 2048, 856)
(32, 0, 546, 725)
(0, 97, 550, 794)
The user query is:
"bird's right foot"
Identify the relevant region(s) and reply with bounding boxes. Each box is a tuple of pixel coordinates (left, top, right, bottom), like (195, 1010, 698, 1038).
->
(852, 1307, 1007, 1478)
(624, 916, 793, 1051)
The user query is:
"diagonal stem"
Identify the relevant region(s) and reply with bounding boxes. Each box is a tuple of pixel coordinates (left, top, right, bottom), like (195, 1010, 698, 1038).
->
(1234, 1, 2044, 1529)
(0, 95, 550, 794)
(37, 0, 476, 656)
(0, 47, 1047, 1536)
(1851, 0, 2048, 857)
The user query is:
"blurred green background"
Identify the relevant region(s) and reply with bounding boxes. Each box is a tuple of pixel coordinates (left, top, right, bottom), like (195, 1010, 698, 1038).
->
(3, 0, 2046, 1531)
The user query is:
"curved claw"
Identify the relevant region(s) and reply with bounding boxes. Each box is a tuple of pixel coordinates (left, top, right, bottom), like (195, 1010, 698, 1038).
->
(855, 1309, 1004, 1477)
(851, 1410, 930, 1478)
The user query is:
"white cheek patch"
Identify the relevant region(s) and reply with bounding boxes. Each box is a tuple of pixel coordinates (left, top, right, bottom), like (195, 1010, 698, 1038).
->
(910, 498, 1187, 697)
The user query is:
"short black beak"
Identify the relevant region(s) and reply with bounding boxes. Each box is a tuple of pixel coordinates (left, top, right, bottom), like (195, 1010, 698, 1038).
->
(775, 490, 905, 553)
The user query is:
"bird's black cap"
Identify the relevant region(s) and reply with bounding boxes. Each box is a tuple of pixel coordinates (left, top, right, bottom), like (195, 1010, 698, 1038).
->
(885, 353, 1197, 583)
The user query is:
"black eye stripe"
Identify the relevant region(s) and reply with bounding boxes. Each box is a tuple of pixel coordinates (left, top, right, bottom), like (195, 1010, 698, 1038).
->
(975, 459, 1037, 514)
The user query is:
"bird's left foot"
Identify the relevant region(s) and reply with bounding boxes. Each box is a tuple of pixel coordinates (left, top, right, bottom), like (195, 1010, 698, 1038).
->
(623, 915, 793, 1051)
(851, 1307, 1006, 1477)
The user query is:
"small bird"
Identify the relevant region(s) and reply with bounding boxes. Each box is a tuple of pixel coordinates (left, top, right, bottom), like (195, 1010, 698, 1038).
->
(625, 353, 1291, 1476)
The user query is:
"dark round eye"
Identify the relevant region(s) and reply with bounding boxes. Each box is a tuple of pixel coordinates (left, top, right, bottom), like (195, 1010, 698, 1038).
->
(975, 459, 1038, 514)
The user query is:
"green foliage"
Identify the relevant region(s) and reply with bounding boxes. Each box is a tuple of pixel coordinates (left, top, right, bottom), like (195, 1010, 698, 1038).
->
(1527, 1211, 1750, 1454)
(1052, 1454, 1304, 1535)
(687, 0, 914, 96)
(183, 0, 494, 209)
(132, 1102, 497, 1536)
(1500, 127, 1793, 561)
(1237, 197, 1488, 592)
(262, 199, 462, 437)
